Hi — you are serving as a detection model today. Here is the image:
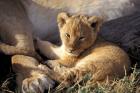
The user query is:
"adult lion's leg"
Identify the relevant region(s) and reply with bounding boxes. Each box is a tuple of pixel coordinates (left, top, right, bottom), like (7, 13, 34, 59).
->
(0, 17, 42, 61)
(0, 0, 44, 92)
(12, 55, 55, 93)
(0, 42, 34, 57)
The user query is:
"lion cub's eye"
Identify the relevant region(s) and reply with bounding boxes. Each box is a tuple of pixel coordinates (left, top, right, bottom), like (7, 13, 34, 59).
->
(65, 33, 70, 38)
(79, 37, 85, 41)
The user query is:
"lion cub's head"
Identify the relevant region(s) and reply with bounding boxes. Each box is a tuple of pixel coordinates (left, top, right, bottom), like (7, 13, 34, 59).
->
(57, 12, 102, 56)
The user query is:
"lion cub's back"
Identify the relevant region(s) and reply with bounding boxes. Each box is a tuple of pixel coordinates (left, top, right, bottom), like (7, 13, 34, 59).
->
(78, 40, 130, 78)
(93, 41, 130, 74)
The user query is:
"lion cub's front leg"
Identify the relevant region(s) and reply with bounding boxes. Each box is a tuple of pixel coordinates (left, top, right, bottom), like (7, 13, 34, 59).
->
(12, 55, 55, 93)
(44, 59, 84, 87)
(36, 38, 63, 59)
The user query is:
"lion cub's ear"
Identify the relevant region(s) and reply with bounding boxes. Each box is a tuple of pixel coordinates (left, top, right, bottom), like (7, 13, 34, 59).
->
(57, 12, 69, 28)
(88, 16, 103, 32)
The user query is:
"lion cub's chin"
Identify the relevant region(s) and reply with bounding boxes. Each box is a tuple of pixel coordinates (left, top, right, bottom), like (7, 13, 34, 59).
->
(65, 50, 83, 57)
(66, 52, 79, 57)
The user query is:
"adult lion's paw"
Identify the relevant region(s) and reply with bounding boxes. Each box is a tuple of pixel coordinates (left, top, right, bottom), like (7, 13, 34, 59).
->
(22, 73, 55, 93)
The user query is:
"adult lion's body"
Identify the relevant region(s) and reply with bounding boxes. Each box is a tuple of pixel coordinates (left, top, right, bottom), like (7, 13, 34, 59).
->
(21, 0, 136, 40)
(0, 0, 137, 54)
(0, 0, 35, 55)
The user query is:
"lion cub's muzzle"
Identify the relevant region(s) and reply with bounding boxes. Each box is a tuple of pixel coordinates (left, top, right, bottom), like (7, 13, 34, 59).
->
(65, 48, 82, 56)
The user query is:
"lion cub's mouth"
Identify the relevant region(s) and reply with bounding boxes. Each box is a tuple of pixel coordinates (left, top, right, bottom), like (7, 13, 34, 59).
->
(65, 49, 83, 57)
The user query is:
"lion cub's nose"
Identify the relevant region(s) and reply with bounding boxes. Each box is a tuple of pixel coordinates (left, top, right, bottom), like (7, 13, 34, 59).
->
(68, 48, 75, 53)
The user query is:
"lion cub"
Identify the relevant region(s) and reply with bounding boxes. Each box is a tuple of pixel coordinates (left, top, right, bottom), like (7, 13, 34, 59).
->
(37, 13, 131, 86)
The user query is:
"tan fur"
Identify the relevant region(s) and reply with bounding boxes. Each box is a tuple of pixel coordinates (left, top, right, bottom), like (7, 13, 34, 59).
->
(0, 0, 41, 59)
(0, 1, 49, 93)
(12, 55, 55, 93)
(37, 12, 131, 88)
(0, 0, 135, 92)
(23, 0, 135, 40)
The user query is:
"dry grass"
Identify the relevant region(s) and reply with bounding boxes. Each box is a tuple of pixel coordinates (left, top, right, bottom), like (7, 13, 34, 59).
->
(1, 66, 139, 93)
(0, 73, 16, 93)
(50, 66, 140, 93)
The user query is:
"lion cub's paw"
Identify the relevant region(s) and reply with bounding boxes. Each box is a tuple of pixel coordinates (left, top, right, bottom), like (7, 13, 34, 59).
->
(22, 73, 55, 93)
(45, 60, 61, 69)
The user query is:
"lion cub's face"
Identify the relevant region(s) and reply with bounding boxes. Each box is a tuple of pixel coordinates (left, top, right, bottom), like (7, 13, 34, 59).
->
(57, 13, 102, 56)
